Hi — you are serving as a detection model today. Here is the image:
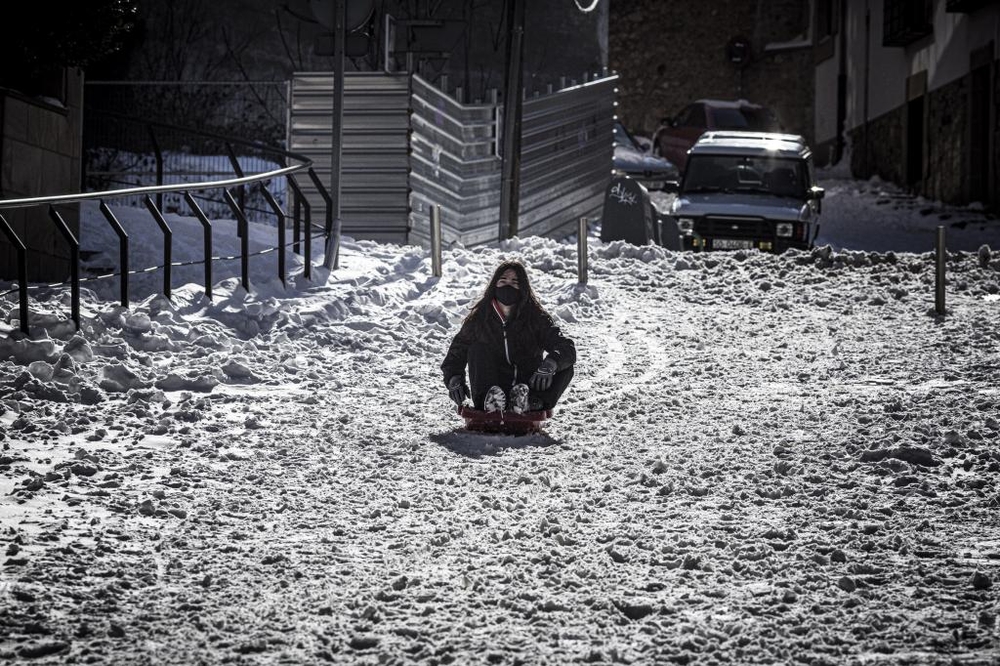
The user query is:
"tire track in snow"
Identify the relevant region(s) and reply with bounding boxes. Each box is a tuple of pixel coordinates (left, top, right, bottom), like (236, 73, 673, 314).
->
(559, 284, 678, 414)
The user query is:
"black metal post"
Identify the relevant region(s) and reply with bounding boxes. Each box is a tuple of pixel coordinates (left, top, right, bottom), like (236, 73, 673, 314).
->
(0, 213, 30, 334)
(183, 192, 213, 299)
(259, 183, 287, 287)
(147, 125, 164, 211)
(288, 175, 311, 280)
(98, 201, 129, 307)
(224, 190, 250, 291)
(225, 142, 247, 231)
(307, 167, 333, 236)
(936, 226, 946, 316)
(48, 207, 80, 331)
(143, 195, 172, 299)
(498, 0, 526, 241)
(292, 184, 302, 254)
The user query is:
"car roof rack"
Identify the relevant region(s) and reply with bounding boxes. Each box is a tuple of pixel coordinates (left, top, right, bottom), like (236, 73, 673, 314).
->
(691, 131, 811, 158)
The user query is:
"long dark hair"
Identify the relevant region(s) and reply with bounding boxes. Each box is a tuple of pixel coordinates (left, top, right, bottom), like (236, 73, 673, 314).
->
(463, 260, 548, 330)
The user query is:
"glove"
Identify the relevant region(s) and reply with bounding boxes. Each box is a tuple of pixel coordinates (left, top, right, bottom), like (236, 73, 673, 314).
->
(529, 358, 558, 392)
(447, 375, 470, 406)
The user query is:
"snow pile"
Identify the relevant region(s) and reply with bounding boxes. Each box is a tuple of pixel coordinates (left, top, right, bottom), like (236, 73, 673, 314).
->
(0, 191, 999, 664)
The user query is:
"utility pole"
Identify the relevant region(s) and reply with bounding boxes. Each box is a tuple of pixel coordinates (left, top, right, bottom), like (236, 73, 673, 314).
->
(325, 0, 345, 270)
(498, 0, 526, 241)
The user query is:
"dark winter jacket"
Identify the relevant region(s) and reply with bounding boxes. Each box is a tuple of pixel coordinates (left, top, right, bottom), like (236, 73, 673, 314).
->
(441, 300, 576, 384)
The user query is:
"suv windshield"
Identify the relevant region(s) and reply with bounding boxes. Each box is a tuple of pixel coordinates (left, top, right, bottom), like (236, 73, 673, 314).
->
(683, 155, 807, 198)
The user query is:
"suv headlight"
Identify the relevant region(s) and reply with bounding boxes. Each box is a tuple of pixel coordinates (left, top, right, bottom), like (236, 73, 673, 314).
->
(676, 217, 694, 232)
(775, 222, 793, 237)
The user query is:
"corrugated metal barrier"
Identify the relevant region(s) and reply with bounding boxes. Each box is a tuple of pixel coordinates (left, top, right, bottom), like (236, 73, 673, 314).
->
(288, 73, 412, 242)
(288, 72, 618, 247)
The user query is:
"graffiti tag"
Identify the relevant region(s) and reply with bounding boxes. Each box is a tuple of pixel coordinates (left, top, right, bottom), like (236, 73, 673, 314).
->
(610, 182, 638, 206)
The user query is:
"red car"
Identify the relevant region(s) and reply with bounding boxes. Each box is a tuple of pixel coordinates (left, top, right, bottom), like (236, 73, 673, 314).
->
(652, 99, 782, 173)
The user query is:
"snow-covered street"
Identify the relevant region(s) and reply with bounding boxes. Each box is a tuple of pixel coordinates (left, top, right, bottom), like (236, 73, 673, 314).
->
(1, 174, 999, 664)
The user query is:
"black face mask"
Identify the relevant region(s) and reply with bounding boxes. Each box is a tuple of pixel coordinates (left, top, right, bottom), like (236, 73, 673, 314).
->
(495, 284, 520, 306)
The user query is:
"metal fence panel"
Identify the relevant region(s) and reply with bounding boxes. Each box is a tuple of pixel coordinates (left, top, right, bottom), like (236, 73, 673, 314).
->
(408, 74, 617, 248)
(408, 75, 500, 247)
(288, 72, 412, 243)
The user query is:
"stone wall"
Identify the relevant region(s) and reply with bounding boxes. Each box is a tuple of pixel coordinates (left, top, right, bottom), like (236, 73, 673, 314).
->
(608, 0, 814, 145)
(847, 61, 1000, 212)
(848, 105, 905, 186)
(0, 68, 83, 283)
(925, 75, 968, 206)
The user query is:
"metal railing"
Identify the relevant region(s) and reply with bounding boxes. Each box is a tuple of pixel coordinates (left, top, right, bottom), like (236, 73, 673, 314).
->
(0, 119, 332, 336)
(84, 108, 292, 224)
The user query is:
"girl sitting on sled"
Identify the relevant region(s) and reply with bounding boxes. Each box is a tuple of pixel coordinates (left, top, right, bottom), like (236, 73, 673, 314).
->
(441, 260, 576, 414)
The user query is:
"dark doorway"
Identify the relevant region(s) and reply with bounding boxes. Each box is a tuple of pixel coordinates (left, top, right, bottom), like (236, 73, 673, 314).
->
(906, 96, 924, 189)
(968, 63, 990, 205)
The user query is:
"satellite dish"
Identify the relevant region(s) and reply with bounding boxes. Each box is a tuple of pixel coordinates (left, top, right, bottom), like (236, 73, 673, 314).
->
(309, 0, 375, 32)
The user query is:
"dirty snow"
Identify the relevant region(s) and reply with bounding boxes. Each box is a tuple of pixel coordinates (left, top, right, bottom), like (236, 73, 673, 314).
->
(1, 170, 999, 665)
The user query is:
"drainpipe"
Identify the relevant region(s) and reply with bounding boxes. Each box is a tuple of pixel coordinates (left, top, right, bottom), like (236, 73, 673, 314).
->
(993, 17, 999, 211)
(863, 2, 871, 178)
(835, 0, 848, 164)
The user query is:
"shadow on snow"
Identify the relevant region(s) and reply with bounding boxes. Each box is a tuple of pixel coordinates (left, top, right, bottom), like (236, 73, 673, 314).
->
(430, 429, 559, 458)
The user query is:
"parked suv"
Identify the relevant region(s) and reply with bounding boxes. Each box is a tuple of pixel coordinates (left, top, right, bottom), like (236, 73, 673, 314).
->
(669, 131, 824, 253)
(653, 99, 782, 172)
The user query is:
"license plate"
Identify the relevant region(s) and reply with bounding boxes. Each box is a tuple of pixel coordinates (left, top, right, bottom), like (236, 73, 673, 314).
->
(645, 180, 665, 190)
(712, 238, 754, 250)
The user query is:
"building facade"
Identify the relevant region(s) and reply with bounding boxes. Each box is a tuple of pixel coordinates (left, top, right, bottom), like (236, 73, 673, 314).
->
(0, 69, 84, 282)
(608, 0, 815, 145)
(814, 0, 998, 210)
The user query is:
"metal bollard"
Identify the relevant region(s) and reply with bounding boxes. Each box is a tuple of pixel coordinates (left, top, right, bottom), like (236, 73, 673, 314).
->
(431, 205, 442, 278)
(578, 216, 588, 285)
(935, 226, 946, 316)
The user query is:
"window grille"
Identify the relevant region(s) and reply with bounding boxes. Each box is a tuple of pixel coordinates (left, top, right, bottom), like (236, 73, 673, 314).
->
(883, 0, 933, 47)
(945, 0, 992, 12)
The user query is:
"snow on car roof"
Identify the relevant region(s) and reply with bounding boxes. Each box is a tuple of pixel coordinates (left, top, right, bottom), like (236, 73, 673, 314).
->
(690, 130, 811, 158)
(692, 98, 768, 109)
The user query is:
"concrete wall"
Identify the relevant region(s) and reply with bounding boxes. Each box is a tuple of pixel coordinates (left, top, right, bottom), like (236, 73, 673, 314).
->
(608, 0, 814, 145)
(0, 68, 83, 282)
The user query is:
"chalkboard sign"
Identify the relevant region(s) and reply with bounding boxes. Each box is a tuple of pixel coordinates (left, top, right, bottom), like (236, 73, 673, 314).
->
(600, 177, 654, 245)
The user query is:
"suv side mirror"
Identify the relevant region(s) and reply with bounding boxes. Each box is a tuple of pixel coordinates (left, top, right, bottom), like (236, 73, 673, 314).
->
(809, 186, 825, 214)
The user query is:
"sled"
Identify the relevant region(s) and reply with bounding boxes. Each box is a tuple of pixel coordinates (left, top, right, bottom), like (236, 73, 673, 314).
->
(457, 405, 553, 435)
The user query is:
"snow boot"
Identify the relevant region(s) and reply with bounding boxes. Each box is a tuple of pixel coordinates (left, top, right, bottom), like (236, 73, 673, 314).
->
(484, 386, 506, 413)
(510, 383, 530, 414)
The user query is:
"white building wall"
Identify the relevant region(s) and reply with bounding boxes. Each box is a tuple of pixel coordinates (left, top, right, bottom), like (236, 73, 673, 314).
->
(814, 45, 840, 150)
(853, 1, 908, 127)
(815, 0, 1000, 139)
(845, 0, 999, 130)
(915, 3, 1000, 92)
